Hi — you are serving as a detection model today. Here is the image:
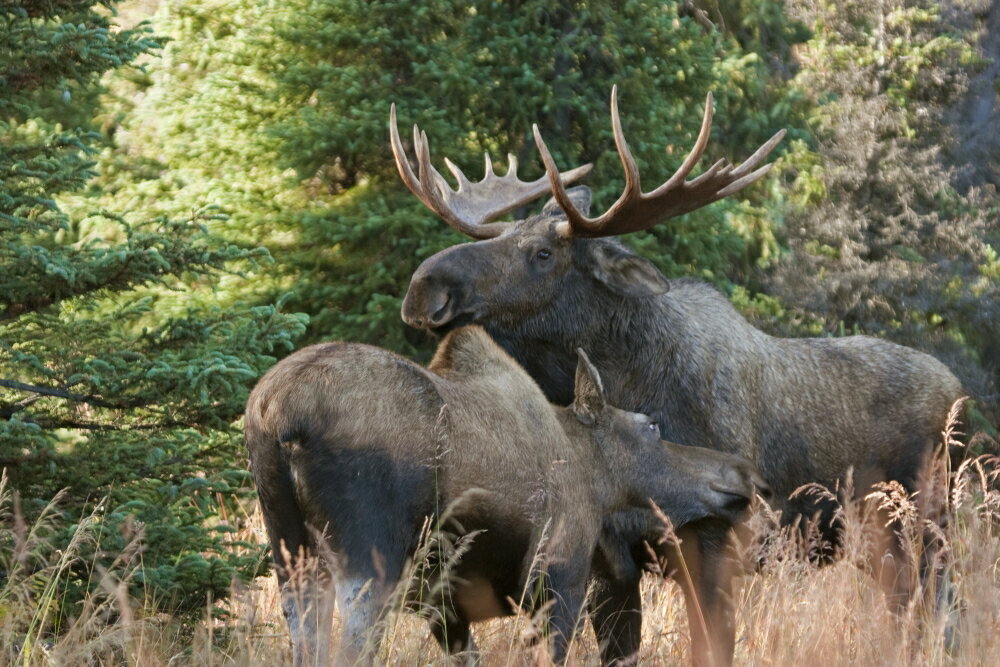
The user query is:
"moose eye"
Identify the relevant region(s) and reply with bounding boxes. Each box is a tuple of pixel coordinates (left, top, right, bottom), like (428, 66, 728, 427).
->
(536, 248, 552, 260)
(647, 421, 659, 433)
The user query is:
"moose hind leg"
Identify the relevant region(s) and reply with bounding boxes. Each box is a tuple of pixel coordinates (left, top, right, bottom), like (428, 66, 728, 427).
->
(872, 513, 961, 649)
(282, 569, 335, 667)
(670, 521, 738, 667)
(428, 610, 476, 661)
(251, 449, 333, 666)
(334, 574, 392, 666)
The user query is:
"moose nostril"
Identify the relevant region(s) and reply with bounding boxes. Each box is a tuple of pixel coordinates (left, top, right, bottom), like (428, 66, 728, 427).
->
(429, 294, 451, 325)
(711, 483, 751, 517)
(722, 492, 751, 514)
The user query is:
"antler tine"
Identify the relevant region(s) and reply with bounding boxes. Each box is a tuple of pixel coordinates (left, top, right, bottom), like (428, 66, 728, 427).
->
(729, 128, 787, 179)
(390, 104, 460, 225)
(389, 104, 593, 240)
(656, 92, 715, 194)
(686, 157, 730, 189)
(415, 129, 452, 199)
(414, 129, 449, 213)
(686, 128, 784, 198)
(716, 162, 775, 199)
(534, 88, 786, 239)
(444, 157, 473, 190)
(506, 153, 518, 177)
(533, 86, 651, 237)
(532, 122, 587, 233)
(389, 104, 425, 205)
(610, 85, 642, 202)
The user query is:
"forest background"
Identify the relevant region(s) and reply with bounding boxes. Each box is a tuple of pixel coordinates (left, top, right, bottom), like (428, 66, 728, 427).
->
(2, 0, 998, 662)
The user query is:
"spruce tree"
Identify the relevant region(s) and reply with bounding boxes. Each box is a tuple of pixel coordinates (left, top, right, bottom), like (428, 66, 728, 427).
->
(1, 0, 307, 619)
(263, 0, 799, 353)
(88, 1, 803, 362)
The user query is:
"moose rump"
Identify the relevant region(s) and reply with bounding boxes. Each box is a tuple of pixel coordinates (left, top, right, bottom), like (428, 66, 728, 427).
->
(244, 343, 435, 660)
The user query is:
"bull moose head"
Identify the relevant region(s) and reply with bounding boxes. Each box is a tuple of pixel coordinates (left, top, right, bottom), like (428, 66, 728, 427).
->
(394, 87, 785, 334)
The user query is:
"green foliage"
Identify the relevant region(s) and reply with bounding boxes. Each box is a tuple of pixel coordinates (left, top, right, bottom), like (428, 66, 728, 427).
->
(0, 1, 158, 124)
(1, 0, 308, 622)
(89, 0, 806, 364)
(257, 0, 801, 353)
(768, 0, 999, 423)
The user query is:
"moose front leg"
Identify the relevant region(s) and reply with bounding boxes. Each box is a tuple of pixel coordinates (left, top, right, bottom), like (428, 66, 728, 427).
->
(588, 507, 671, 666)
(427, 604, 477, 659)
(545, 562, 591, 664)
(588, 573, 643, 666)
(669, 521, 738, 667)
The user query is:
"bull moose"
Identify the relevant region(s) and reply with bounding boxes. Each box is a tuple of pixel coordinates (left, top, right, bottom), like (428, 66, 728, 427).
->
(244, 325, 765, 665)
(394, 88, 965, 666)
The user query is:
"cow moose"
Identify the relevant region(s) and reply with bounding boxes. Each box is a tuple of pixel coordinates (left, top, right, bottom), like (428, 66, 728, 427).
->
(394, 88, 965, 666)
(244, 325, 766, 665)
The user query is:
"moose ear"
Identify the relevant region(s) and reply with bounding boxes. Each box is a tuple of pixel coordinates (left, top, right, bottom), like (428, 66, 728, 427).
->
(587, 242, 670, 298)
(572, 348, 606, 425)
(541, 185, 593, 218)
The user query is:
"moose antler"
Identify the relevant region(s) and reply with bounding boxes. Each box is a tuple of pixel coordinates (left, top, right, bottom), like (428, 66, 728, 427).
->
(532, 87, 786, 238)
(390, 104, 593, 239)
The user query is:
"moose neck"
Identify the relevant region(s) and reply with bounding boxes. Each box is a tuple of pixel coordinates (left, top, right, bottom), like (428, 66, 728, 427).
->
(553, 407, 653, 513)
(484, 258, 672, 412)
(479, 255, 737, 449)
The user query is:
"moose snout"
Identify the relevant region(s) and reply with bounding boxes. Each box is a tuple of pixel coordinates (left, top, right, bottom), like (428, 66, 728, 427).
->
(402, 248, 483, 331)
(709, 483, 752, 516)
(403, 288, 450, 329)
(708, 458, 771, 522)
(749, 469, 772, 502)
(734, 462, 770, 499)
(402, 275, 455, 329)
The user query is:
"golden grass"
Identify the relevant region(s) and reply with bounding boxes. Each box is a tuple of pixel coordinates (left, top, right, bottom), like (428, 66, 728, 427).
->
(3, 432, 999, 665)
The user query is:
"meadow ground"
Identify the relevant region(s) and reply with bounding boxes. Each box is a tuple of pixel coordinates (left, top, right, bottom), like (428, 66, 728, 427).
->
(3, 426, 999, 666)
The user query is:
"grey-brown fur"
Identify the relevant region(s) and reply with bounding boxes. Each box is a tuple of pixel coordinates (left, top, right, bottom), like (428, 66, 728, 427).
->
(402, 187, 965, 666)
(244, 325, 764, 665)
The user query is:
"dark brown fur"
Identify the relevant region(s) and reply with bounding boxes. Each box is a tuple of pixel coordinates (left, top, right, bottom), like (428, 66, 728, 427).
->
(244, 325, 764, 665)
(402, 187, 965, 666)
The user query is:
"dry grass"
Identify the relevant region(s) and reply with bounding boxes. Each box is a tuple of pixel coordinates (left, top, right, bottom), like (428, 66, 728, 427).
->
(3, 425, 999, 666)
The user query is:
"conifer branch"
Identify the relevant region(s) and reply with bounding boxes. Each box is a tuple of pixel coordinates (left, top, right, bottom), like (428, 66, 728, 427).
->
(0, 379, 125, 410)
